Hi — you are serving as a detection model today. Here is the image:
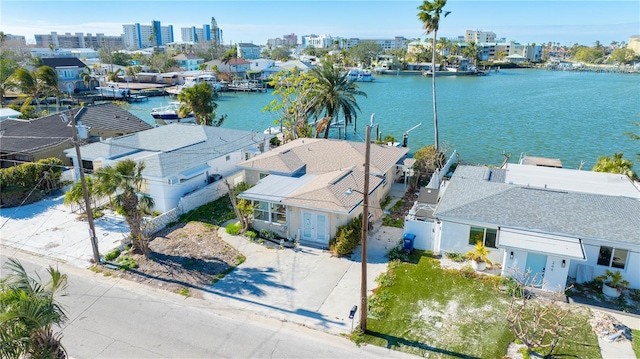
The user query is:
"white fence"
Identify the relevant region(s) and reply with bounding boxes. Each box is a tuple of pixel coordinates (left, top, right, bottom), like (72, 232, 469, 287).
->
(177, 170, 246, 214)
(427, 150, 457, 189)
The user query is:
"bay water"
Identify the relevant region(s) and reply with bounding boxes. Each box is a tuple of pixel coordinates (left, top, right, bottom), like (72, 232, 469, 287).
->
(127, 69, 639, 169)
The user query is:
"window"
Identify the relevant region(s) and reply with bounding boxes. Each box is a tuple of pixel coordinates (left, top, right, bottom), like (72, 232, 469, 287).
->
(225, 155, 231, 161)
(468, 227, 497, 248)
(598, 246, 628, 269)
(253, 201, 286, 224)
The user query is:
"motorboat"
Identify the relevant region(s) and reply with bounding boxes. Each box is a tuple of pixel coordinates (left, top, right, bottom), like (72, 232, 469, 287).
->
(346, 68, 374, 82)
(263, 126, 281, 135)
(150, 102, 195, 124)
(96, 83, 130, 99)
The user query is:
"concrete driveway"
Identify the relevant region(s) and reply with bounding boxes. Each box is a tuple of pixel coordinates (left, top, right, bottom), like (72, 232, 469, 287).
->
(0, 191, 129, 268)
(210, 224, 404, 335)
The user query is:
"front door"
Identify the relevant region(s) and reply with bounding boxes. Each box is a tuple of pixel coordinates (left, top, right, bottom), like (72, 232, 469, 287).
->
(301, 211, 328, 244)
(525, 253, 547, 288)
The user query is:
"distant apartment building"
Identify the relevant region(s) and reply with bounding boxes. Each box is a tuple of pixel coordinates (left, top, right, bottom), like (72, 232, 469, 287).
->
(123, 21, 174, 49)
(267, 33, 298, 48)
(35, 32, 123, 49)
(302, 34, 334, 49)
(347, 36, 407, 51)
(465, 30, 497, 43)
(181, 19, 222, 44)
(302, 34, 406, 51)
(2, 34, 26, 46)
(236, 43, 261, 60)
(628, 35, 640, 56)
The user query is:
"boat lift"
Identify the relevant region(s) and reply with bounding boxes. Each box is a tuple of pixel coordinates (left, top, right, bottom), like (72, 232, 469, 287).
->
(402, 123, 422, 147)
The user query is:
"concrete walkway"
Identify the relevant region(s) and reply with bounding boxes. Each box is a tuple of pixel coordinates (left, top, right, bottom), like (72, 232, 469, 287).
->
(594, 309, 639, 359)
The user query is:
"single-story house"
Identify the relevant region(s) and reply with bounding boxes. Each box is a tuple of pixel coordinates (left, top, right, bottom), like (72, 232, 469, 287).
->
(409, 163, 640, 292)
(236, 138, 409, 247)
(0, 103, 151, 168)
(65, 123, 272, 213)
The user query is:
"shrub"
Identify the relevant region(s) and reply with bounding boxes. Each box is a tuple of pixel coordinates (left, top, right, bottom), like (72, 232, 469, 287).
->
(445, 251, 467, 263)
(104, 248, 121, 261)
(117, 255, 138, 271)
(386, 246, 407, 262)
(245, 230, 257, 240)
(259, 229, 277, 240)
(331, 217, 362, 256)
(225, 222, 241, 235)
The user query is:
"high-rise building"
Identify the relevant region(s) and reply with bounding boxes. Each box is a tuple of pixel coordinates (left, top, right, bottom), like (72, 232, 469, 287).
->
(210, 17, 222, 45)
(465, 30, 497, 43)
(123, 21, 174, 49)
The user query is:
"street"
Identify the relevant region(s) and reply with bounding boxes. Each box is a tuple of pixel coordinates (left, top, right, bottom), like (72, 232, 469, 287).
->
(1, 249, 414, 359)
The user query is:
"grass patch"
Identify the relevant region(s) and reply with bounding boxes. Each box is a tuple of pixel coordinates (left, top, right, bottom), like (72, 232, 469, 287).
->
(178, 195, 236, 225)
(175, 287, 191, 298)
(357, 250, 600, 358)
(633, 329, 640, 358)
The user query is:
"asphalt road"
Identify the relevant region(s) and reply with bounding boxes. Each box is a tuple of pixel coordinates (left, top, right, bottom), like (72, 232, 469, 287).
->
(1, 249, 415, 359)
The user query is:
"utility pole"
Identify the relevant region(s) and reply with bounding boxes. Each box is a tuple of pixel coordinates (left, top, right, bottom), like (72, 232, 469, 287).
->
(66, 105, 101, 263)
(360, 122, 371, 332)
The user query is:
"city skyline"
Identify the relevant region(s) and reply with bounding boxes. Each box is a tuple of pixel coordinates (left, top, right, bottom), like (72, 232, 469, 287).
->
(1, 0, 638, 47)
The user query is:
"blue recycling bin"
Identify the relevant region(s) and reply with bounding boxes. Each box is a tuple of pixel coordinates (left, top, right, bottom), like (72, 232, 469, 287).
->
(403, 233, 416, 253)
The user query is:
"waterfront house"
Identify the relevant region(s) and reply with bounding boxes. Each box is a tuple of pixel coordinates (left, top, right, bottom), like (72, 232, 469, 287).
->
(173, 53, 204, 71)
(206, 58, 252, 79)
(236, 138, 408, 247)
(0, 103, 150, 168)
(410, 163, 640, 291)
(236, 43, 261, 60)
(65, 123, 271, 213)
(41, 57, 88, 94)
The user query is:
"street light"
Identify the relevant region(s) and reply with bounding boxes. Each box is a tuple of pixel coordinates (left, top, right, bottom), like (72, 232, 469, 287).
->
(62, 105, 100, 264)
(345, 115, 374, 332)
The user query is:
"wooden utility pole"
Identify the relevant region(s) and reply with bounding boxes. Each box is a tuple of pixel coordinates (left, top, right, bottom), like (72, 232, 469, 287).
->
(360, 124, 371, 332)
(67, 105, 100, 263)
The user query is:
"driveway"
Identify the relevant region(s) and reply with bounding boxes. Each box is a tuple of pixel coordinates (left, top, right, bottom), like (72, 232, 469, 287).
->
(0, 191, 129, 268)
(211, 224, 404, 335)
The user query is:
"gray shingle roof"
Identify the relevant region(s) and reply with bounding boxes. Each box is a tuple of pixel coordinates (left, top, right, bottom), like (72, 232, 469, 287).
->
(434, 165, 640, 244)
(73, 124, 269, 178)
(75, 103, 152, 134)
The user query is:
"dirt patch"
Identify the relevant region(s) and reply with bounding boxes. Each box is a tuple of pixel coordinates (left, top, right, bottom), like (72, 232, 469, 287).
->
(98, 222, 244, 299)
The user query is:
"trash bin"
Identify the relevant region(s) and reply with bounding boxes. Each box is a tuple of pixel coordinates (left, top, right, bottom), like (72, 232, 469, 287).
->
(403, 233, 416, 253)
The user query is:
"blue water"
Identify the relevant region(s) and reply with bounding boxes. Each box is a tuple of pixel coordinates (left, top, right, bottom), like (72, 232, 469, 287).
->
(127, 69, 640, 169)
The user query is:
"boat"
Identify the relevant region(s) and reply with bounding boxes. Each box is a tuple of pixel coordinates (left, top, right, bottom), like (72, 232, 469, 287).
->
(150, 102, 195, 124)
(346, 68, 374, 82)
(96, 83, 130, 99)
(263, 126, 281, 135)
(168, 73, 224, 96)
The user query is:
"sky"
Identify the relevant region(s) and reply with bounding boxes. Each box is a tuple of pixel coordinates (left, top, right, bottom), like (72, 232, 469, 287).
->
(1, 0, 638, 47)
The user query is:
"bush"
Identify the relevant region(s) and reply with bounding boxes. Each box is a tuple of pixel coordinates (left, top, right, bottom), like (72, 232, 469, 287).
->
(445, 251, 467, 263)
(259, 229, 277, 240)
(331, 217, 362, 256)
(225, 222, 241, 235)
(245, 230, 257, 240)
(104, 248, 121, 261)
(117, 255, 138, 271)
(386, 246, 407, 261)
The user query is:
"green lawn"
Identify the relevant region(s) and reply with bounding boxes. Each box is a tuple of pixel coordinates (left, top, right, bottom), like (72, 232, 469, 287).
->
(633, 329, 640, 358)
(358, 250, 601, 358)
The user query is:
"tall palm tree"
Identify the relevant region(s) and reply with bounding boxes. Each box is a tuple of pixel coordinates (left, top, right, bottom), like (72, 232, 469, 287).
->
(177, 82, 225, 126)
(80, 67, 98, 91)
(37, 65, 60, 108)
(93, 160, 154, 256)
(308, 61, 366, 139)
(418, 0, 450, 154)
(0, 258, 69, 359)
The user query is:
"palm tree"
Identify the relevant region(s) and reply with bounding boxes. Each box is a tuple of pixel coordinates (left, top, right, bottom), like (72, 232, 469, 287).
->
(177, 82, 225, 126)
(105, 68, 122, 82)
(10, 67, 50, 111)
(80, 67, 98, 91)
(93, 160, 154, 256)
(418, 0, 451, 154)
(0, 258, 69, 359)
(308, 61, 366, 139)
(37, 65, 60, 108)
(592, 152, 637, 180)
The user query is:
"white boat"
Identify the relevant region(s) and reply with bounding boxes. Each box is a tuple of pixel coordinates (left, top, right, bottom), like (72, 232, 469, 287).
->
(263, 126, 281, 135)
(169, 74, 224, 96)
(96, 83, 130, 99)
(150, 102, 195, 125)
(346, 68, 374, 82)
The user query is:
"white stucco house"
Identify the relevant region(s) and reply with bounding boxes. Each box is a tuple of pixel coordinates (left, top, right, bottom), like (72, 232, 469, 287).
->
(236, 138, 409, 247)
(65, 123, 271, 213)
(405, 163, 640, 292)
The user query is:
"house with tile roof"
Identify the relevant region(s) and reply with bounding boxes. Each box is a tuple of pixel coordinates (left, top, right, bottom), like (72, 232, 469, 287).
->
(236, 138, 409, 247)
(65, 123, 271, 213)
(0, 103, 151, 168)
(41, 57, 88, 94)
(426, 163, 640, 291)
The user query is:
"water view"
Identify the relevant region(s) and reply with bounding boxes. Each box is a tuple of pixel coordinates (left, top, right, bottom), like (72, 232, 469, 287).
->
(127, 69, 639, 169)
